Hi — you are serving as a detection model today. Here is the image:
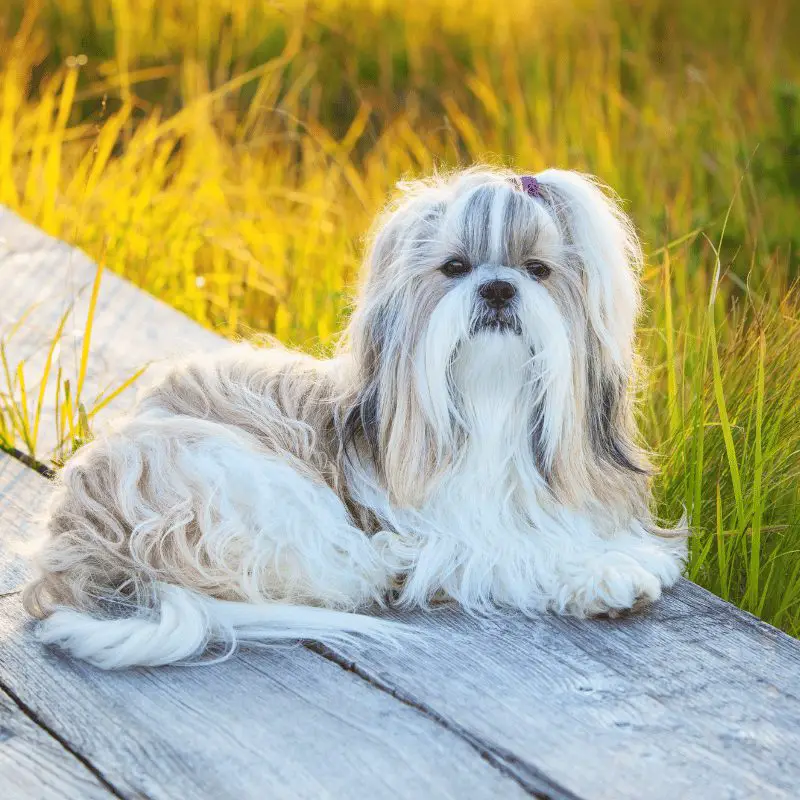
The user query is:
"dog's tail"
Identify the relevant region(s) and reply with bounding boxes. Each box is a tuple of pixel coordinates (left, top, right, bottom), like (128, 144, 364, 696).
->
(35, 582, 405, 670)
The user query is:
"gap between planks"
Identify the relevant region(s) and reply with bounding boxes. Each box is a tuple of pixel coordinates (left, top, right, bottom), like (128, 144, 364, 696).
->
(0, 680, 124, 799)
(308, 642, 582, 800)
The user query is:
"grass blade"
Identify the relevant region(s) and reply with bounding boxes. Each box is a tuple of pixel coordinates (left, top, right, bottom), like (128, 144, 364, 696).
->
(75, 263, 104, 408)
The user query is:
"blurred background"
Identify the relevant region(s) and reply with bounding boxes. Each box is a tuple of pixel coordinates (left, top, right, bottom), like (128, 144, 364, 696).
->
(1, 0, 799, 632)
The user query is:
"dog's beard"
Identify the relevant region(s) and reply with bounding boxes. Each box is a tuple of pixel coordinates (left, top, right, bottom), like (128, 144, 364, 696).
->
(451, 331, 533, 443)
(408, 276, 575, 492)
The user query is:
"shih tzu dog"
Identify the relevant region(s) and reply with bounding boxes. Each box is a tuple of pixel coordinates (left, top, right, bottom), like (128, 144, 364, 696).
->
(24, 167, 686, 669)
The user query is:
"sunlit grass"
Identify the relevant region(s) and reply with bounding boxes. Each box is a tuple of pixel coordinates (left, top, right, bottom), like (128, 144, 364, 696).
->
(0, 0, 798, 633)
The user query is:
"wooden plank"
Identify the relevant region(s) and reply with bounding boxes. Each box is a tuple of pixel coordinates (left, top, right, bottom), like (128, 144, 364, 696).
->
(0, 451, 41, 595)
(0, 207, 224, 458)
(0, 452, 530, 800)
(325, 589, 800, 800)
(0, 687, 112, 800)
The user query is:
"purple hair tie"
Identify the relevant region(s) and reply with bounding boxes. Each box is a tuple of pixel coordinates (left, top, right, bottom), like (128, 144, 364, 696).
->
(520, 175, 542, 199)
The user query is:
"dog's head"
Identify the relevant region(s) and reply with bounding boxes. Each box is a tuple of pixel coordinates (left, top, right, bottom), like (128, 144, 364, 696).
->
(342, 167, 650, 515)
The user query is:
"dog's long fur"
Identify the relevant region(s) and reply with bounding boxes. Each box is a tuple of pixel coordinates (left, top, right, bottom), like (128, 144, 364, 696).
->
(24, 167, 686, 668)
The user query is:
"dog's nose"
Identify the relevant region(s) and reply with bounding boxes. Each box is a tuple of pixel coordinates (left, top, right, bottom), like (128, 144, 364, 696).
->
(479, 279, 516, 309)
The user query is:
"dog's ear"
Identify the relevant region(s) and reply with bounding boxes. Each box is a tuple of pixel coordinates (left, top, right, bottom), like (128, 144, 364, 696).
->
(361, 177, 447, 284)
(340, 302, 389, 470)
(340, 184, 450, 508)
(535, 170, 651, 498)
(535, 169, 642, 371)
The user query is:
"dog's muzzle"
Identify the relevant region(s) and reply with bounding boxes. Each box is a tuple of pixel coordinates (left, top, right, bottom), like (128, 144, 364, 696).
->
(471, 279, 522, 334)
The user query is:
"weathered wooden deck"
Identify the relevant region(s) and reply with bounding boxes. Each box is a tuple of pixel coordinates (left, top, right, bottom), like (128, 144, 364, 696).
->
(1, 208, 799, 799)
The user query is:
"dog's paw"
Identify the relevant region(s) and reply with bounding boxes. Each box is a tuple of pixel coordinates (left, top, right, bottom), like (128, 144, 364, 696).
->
(554, 552, 663, 617)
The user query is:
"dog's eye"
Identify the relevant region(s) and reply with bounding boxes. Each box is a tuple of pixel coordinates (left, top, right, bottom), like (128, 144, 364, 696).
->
(524, 260, 552, 280)
(440, 259, 472, 278)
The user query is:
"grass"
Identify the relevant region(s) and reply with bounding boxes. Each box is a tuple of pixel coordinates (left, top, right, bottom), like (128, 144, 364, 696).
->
(0, 0, 799, 633)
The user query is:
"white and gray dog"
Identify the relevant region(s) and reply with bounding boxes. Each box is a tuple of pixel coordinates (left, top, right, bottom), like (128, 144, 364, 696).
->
(24, 167, 686, 669)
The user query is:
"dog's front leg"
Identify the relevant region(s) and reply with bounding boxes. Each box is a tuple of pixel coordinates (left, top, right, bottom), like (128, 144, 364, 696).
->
(369, 514, 685, 618)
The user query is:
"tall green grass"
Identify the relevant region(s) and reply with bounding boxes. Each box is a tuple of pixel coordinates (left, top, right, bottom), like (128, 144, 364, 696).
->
(0, 0, 798, 633)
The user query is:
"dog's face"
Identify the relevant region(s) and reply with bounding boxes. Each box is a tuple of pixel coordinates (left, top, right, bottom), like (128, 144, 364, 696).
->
(344, 168, 649, 516)
(377, 174, 566, 339)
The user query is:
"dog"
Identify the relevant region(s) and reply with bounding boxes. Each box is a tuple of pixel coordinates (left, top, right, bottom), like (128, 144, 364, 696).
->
(23, 167, 686, 668)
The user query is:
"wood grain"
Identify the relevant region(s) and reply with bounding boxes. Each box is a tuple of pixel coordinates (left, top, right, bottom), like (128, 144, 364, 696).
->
(0, 452, 42, 595)
(327, 589, 800, 800)
(0, 687, 112, 800)
(0, 452, 530, 800)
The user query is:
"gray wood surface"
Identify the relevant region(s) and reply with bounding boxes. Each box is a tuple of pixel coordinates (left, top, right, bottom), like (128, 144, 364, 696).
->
(0, 452, 530, 800)
(0, 687, 112, 800)
(2, 208, 800, 800)
(0, 207, 223, 459)
(0, 453, 39, 595)
(331, 589, 800, 800)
